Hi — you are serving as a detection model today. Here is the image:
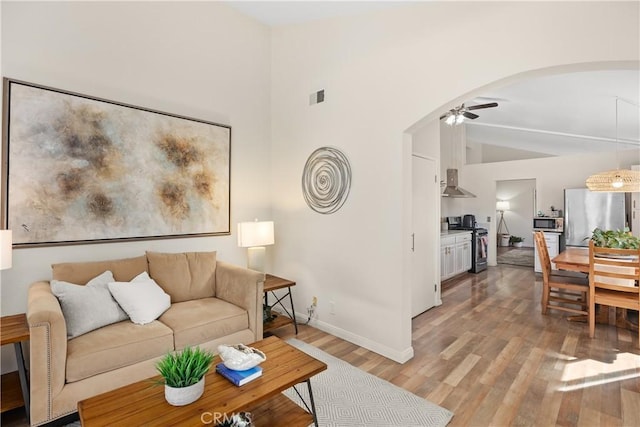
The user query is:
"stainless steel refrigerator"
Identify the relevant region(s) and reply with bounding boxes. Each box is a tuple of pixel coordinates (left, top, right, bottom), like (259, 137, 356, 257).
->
(564, 188, 628, 247)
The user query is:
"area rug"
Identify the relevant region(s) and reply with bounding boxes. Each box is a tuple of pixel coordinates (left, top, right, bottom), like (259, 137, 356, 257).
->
(497, 247, 535, 267)
(284, 338, 453, 427)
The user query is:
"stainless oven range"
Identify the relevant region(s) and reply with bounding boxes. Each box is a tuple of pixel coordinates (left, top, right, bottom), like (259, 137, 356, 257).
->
(446, 216, 488, 274)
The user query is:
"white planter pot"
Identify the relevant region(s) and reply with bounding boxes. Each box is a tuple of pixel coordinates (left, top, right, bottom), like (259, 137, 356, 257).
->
(164, 377, 205, 406)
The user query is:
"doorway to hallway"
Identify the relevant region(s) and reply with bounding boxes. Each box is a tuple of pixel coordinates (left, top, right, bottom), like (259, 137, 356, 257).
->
(496, 178, 536, 267)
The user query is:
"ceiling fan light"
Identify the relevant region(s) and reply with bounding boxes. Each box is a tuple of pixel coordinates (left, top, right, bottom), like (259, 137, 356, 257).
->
(445, 114, 456, 126)
(442, 102, 497, 125)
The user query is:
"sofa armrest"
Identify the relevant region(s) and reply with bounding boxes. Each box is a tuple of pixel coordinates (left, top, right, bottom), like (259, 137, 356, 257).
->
(215, 261, 264, 341)
(27, 281, 67, 425)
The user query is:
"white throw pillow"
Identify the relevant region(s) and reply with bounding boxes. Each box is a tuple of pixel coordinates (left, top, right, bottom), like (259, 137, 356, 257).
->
(51, 270, 129, 339)
(108, 273, 171, 325)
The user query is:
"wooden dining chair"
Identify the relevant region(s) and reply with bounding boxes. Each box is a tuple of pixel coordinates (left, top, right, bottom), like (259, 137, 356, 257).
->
(588, 240, 640, 346)
(534, 231, 589, 315)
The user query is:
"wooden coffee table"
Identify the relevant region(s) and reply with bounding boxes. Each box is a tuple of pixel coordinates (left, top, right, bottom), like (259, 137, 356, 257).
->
(78, 336, 327, 426)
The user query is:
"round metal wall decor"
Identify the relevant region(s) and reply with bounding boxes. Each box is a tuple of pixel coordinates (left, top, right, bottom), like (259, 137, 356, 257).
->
(301, 147, 352, 214)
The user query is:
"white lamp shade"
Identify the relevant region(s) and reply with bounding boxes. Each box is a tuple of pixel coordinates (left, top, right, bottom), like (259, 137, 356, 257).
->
(237, 221, 275, 248)
(1, 230, 12, 270)
(496, 200, 510, 211)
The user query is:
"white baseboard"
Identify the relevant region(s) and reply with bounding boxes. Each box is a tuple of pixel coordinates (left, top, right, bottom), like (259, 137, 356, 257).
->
(294, 312, 414, 364)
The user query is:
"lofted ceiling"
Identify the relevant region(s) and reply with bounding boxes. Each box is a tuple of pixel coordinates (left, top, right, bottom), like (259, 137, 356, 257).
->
(463, 69, 640, 163)
(225, 2, 640, 164)
(224, 1, 402, 26)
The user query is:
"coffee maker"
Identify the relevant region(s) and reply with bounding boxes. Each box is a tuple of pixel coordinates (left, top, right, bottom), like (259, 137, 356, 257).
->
(462, 214, 476, 229)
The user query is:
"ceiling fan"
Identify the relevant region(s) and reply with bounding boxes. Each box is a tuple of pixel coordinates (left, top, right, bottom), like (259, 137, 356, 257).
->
(440, 102, 498, 125)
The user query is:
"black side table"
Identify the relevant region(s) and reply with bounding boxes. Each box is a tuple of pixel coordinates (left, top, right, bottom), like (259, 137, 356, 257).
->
(1, 313, 30, 423)
(263, 274, 298, 336)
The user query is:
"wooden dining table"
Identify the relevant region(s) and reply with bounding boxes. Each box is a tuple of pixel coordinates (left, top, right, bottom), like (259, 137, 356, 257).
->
(552, 246, 638, 331)
(551, 246, 590, 273)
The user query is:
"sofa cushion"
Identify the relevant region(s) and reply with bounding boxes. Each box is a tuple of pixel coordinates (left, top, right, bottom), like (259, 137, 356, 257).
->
(51, 271, 129, 339)
(52, 255, 148, 284)
(146, 251, 216, 303)
(108, 272, 171, 325)
(159, 298, 248, 350)
(66, 320, 174, 383)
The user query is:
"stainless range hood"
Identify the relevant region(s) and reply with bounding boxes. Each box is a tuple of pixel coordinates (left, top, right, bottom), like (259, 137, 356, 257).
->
(442, 169, 476, 198)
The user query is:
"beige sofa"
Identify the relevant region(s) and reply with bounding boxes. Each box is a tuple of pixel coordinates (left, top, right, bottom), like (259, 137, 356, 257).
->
(27, 251, 264, 426)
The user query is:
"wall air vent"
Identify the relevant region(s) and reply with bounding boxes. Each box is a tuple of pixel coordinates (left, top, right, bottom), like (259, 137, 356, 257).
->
(309, 89, 325, 105)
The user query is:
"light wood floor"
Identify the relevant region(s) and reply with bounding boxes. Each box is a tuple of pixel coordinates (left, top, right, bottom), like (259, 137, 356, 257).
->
(3, 264, 639, 426)
(275, 264, 639, 427)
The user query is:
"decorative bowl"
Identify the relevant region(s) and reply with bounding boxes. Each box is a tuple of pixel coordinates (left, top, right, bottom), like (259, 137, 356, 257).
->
(217, 344, 267, 371)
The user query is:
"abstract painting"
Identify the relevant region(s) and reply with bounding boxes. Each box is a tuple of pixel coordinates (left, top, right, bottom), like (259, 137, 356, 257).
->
(301, 146, 351, 214)
(2, 79, 230, 247)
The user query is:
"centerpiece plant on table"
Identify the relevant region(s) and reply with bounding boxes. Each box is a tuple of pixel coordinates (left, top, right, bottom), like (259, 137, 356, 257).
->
(590, 227, 640, 249)
(156, 346, 215, 406)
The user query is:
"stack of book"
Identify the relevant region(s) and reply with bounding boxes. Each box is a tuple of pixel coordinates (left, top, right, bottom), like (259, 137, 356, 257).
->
(216, 363, 262, 386)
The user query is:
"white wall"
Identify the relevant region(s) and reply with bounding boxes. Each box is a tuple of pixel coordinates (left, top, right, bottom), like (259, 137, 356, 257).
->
(452, 148, 640, 266)
(468, 141, 553, 164)
(1, 1, 639, 370)
(270, 1, 639, 361)
(0, 2, 271, 372)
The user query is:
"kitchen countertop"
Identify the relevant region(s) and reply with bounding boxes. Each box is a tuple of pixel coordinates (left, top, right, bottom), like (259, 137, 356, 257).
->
(532, 229, 563, 234)
(440, 229, 472, 236)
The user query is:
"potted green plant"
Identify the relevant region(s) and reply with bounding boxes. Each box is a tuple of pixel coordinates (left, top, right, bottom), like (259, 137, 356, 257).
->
(156, 346, 214, 406)
(589, 227, 640, 249)
(509, 235, 524, 248)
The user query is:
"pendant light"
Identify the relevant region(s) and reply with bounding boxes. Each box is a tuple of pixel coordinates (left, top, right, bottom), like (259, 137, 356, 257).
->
(585, 97, 640, 192)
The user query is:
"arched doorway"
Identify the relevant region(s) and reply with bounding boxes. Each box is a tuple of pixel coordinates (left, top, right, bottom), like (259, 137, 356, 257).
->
(403, 60, 640, 337)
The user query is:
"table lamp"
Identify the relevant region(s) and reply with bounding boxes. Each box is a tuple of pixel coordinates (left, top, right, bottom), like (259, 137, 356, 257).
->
(1, 230, 12, 270)
(237, 221, 274, 272)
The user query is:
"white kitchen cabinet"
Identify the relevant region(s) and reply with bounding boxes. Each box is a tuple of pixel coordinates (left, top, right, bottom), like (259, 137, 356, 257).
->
(441, 232, 472, 280)
(441, 236, 456, 279)
(454, 234, 472, 273)
(534, 231, 561, 273)
(461, 239, 472, 271)
(632, 209, 640, 238)
(632, 165, 640, 238)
